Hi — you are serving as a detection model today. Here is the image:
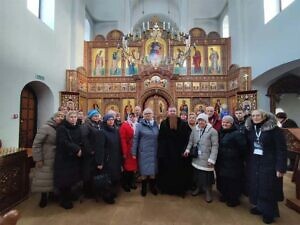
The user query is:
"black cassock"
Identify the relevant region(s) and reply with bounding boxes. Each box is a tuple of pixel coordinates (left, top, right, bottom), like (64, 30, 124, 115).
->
(157, 117, 192, 196)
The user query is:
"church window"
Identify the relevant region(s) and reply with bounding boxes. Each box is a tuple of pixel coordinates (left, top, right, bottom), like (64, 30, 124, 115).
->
(27, 0, 55, 30)
(222, 15, 229, 38)
(264, 0, 294, 24)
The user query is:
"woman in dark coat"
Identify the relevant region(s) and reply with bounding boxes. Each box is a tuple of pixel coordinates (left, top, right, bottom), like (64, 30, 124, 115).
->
(54, 111, 83, 209)
(81, 109, 102, 198)
(95, 113, 122, 204)
(216, 115, 247, 207)
(245, 110, 287, 224)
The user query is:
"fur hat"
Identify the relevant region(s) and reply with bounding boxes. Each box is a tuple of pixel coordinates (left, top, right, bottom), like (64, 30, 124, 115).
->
(196, 113, 209, 123)
(87, 109, 100, 118)
(103, 113, 114, 123)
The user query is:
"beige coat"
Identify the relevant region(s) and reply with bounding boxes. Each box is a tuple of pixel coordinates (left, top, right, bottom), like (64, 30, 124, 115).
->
(31, 118, 57, 193)
(186, 123, 219, 171)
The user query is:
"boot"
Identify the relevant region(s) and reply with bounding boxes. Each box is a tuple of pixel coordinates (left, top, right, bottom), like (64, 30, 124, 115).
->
(59, 189, 73, 209)
(122, 171, 131, 192)
(205, 186, 213, 203)
(141, 179, 147, 197)
(39, 192, 48, 208)
(149, 179, 158, 195)
(130, 172, 137, 189)
(83, 180, 94, 198)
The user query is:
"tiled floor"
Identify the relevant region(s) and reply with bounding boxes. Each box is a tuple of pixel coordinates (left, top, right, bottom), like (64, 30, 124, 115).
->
(16, 172, 299, 225)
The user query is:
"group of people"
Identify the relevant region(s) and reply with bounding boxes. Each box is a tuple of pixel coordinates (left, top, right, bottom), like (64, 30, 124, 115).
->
(31, 104, 296, 224)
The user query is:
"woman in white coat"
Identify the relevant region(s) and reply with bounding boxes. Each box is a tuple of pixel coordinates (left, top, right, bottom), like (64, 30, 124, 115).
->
(184, 113, 219, 202)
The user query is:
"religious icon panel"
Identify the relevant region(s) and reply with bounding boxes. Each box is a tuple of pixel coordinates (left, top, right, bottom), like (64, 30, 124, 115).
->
(122, 99, 135, 120)
(125, 47, 139, 76)
(191, 45, 204, 75)
(208, 45, 222, 74)
(173, 46, 188, 75)
(91, 48, 105, 76)
(108, 48, 122, 76)
(177, 98, 190, 115)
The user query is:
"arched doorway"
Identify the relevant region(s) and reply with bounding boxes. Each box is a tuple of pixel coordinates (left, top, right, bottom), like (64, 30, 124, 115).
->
(19, 81, 54, 148)
(19, 85, 37, 148)
(143, 95, 169, 124)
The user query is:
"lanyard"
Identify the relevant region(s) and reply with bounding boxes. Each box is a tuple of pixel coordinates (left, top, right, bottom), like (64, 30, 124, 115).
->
(254, 125, 261, 142)
(199, 126, 207, 139)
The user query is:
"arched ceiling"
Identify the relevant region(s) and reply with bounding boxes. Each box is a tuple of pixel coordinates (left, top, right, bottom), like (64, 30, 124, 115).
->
(86, 0, 227, 22)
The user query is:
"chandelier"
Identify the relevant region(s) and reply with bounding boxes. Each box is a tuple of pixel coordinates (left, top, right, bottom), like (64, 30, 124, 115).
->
(125, 20, 190, 42)
(118, 19, 193, 68)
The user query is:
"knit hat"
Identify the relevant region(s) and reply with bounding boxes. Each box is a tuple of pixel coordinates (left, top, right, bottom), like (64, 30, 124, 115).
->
(196, 113, 209, 123)
(87, 109, 100, 118)
(222, 115, 234, 124)
(103, 113, 114, 123)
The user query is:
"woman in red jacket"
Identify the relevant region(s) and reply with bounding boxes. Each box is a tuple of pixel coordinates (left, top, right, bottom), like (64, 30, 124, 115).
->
(119, 113, 138, 191)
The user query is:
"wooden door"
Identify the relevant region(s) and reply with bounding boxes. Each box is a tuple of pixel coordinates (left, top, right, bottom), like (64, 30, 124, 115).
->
(19, 86, 37, 148)
(144, 95, 168, 124)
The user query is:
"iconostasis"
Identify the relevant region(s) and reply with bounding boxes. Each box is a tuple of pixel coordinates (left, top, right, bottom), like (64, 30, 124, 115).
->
(63, 27, 253, 120)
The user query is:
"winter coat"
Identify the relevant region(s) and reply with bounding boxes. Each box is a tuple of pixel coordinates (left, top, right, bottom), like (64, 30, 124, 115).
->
(281, 118, 298, 128)
(119, 121, 137, 171)
(131, 119, 159, 176)
(216, 126, 247, 179)
(95, 124, 122, 182)
(81, 118, 102, 181)
(245, 113, 287, 203)
(54, 120, 82, 189)
(31, 118, 58, 193)
(186, 123, 219, 171)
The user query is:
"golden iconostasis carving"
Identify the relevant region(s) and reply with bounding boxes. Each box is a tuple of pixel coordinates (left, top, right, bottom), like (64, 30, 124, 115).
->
(63, 27, 253, 118)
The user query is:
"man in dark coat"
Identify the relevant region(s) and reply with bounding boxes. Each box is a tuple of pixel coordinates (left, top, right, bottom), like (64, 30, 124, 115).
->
(157, 106, 191, 196)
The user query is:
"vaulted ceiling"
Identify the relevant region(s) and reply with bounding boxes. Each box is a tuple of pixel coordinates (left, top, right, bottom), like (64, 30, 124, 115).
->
(86, 0, 227, 22)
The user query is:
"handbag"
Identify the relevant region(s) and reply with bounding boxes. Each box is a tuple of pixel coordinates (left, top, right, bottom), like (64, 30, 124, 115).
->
(93, 172, 112, 190)
(190, 145, 198, 158)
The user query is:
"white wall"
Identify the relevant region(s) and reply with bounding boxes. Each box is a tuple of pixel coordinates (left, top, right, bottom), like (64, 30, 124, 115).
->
(0, 0, 85, 147)
(193, 18, 219, 34)
(239, 0, 300, 78)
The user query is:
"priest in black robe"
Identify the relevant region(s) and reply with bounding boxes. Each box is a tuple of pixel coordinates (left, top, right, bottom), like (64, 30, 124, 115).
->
(157, 106, 192, 196)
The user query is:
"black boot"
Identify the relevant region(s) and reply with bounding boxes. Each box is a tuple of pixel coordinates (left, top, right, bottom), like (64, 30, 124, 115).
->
(141, 179, 147, 197)
(83, 180, 94, 198)
(39, 192, 48, 208)
(59, 189, 73, 209)
(122, 171, 131, 192)
(129, 172, 137, 189)
(149, 179, 158, 195)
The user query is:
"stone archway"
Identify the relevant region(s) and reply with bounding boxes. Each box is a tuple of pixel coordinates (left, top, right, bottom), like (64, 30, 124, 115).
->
(267, 75, 300, 113)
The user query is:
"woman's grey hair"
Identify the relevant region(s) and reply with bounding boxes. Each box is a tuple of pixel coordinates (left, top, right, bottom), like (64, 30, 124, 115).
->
(222, 115, 234, 124)
(143, 107, 153, 116)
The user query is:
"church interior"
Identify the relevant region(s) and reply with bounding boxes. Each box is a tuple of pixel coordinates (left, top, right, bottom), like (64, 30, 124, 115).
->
(1, 0, 300, 224)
